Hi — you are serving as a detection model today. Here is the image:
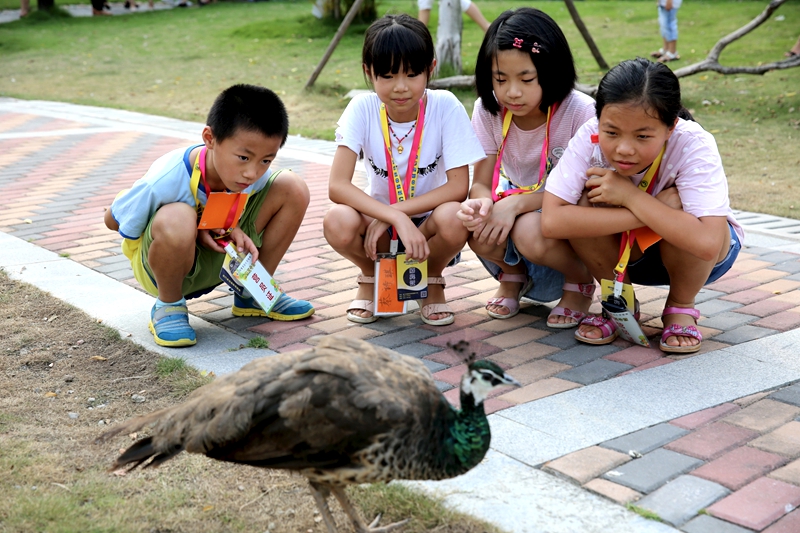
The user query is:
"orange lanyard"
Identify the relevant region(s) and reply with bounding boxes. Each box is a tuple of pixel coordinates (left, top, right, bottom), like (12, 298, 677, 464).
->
(491, 102, 558, 202)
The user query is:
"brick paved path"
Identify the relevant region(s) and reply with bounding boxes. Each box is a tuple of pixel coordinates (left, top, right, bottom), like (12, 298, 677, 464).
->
(3, 99, 800, 531)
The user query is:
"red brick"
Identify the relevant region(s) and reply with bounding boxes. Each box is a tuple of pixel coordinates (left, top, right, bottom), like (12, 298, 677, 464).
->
(671, 403, 740, 430)
(421, 328, 493, 347)
(604, 345, 663, 366)
(619, 357, 674, 375)
(419, 312, 488, 333)
(664, 422, 759, 460)
(708, 477, 800, 530)
(720, 289, 779, 305)
(734, 299, 796, 318)
(691, 446, 788, 490)
(753, 311, 800, 332)
(258, 326, 319, 349)
(764, 508, 800, 533)
(705, 277, 761, 294)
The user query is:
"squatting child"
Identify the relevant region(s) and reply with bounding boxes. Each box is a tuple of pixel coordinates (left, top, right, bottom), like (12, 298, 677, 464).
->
(105, 84, 314, 347)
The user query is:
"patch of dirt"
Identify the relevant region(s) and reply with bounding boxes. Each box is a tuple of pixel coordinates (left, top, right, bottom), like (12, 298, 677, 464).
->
(0, 272, 500, 533)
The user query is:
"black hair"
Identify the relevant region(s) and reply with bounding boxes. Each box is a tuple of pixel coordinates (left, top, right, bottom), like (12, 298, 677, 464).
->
(362, 13, 435, 82)
(206, 84, 289, 146)
(595, 57, 694, 126)
(475, 7, 577, 115)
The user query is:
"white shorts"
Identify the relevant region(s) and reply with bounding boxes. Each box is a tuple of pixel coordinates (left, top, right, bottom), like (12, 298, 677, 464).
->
(418, 0, 471, 12)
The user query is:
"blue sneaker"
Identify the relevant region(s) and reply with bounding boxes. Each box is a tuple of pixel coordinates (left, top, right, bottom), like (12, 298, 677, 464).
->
(232, 293, 314, 321)
(149, 302, 196, 347)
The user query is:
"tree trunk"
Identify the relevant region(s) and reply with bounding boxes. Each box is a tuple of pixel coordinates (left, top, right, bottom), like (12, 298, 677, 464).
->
(37, 0, 54, 9)
(563, 0, 609, 70)
(434, 0, 462, 77)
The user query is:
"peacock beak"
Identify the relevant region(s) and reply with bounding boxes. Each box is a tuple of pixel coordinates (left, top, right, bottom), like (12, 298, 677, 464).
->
(503, 375, 522, 388)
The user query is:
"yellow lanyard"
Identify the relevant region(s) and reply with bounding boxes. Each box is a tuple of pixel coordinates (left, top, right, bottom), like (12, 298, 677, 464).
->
(379, 100, 425, 204)
(491, 102, 557, 202)
(613, 144, 667, 280)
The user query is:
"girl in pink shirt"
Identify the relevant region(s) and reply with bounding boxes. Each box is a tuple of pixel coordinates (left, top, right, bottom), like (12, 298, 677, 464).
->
(458, 8, 597, 327)
(543, 58, 742, 353)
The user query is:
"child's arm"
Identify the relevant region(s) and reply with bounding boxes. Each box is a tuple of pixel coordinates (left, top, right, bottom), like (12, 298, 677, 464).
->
(104, 207, 119, 231)
(329, 146, 430, 260)
(587, 170, 727, 261)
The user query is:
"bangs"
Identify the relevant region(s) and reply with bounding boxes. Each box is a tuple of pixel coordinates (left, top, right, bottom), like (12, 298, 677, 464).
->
(367, 25, 432, 76)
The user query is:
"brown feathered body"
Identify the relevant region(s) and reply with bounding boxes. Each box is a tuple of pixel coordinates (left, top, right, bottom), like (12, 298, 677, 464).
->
(102, 336, 481, 485)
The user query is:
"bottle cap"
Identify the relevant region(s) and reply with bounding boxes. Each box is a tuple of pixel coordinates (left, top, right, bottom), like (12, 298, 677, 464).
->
(590, 133, 599, 144)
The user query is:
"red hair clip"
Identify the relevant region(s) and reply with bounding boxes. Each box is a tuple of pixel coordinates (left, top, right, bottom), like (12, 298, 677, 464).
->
(513, 38, 523, 49)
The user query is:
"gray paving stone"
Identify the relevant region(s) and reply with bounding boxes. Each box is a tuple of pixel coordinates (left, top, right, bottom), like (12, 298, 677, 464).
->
(548, 343, 621, 366)
(601, 423, 689, 455)
(96, 254, 130, 265)
(772, 260, 800, 274)
(694, 289, 727, 304)
(104, 269, 134, 281)
(395, 342, 442, 358)
(555, 359, 632, 385)
(696, 299, 742, 316)
(421, 359, 447, 373)
(681, 514, 754, 533)
(636, 475, 729, 527)
(538, 329, 580, 349)
(713, 325, 776, 344)
(603, 448, 703, 493)
(698, 312, 757, 330)
(94, 262, 132, 274)
(787, 272, 800, 281)
(206, 295, 234, 307)
(768, 382, 800, 407)
(741, 246, 773, 256)
(368, 328, 437, 349)
(758, 251, 800, 264)
(435, 380, 454, 392)
(365, 317, 420, 333)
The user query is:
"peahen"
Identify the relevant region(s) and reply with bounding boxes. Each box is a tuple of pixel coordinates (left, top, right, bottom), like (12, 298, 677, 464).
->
(98, 335, 520, 533)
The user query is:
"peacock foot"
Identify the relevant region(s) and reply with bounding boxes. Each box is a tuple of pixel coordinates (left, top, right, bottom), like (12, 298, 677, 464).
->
(360, 513, 410, 533)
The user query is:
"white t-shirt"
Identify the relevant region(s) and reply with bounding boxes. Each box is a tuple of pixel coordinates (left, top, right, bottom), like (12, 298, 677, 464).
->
(335, 90, 486, 214)
(471, 90, 596, 188)
(545, 117, 744, 242)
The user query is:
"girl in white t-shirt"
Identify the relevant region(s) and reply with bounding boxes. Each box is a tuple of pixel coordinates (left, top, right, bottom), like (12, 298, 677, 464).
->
(324, 14, 485, 326)
(543, 58, 742, 354)
(457, 8, 597, 327)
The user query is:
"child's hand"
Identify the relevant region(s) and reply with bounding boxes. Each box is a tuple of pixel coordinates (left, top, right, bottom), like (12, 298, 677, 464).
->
(457, 198, 493, 232)
(229, 227, 259, 262)
(586, 167, 638, 208)
(473, 199, 516, 246)
(395, 218, 430, 262)
(363, 219, 392, 261)
(656, 186, 682, 210)
(197, 229, 227, 253)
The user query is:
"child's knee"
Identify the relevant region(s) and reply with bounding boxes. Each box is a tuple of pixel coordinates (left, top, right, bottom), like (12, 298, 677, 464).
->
(151, 203, 197, 245)
(323, 205, 361, 246)
(274, 170, 310, 208)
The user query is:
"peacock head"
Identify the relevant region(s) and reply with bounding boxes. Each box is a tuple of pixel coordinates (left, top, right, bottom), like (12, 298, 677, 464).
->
(460, 360, 521, 406)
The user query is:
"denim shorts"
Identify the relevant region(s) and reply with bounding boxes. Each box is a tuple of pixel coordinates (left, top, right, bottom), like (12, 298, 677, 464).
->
(628, 222, 741, 286)
(658, 6, 679, 42)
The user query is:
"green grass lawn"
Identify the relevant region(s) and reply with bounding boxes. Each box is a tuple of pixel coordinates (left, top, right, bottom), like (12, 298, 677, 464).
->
(1, 0, 799, 217)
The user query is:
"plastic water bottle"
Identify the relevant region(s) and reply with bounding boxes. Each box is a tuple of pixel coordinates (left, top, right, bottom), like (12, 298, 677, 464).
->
(589, 133, 609, 169)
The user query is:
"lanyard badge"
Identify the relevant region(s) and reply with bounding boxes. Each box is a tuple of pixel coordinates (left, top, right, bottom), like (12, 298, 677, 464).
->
(374, 98, 429, 313)
(491, 102, 558, 202)
(192, 147, 248, 236)
(599, 144, 667, 347)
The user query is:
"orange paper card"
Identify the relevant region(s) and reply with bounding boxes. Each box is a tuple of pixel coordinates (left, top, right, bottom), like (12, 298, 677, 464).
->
(197, 193, 246, 230)
(636, 227, 662, 251)
(374, 257, 406, 315)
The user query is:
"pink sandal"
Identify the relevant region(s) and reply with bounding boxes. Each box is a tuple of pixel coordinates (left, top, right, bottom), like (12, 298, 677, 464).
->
(420, 276, 455, 326)
(660, 307, 702, 354)
(486, 272, 534, 320)
(547, 282, 596, 329)
(575, 300, 640, 345)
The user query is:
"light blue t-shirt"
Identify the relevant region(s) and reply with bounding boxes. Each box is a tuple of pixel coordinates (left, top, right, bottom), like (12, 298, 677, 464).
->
(111, 144, 272, 240)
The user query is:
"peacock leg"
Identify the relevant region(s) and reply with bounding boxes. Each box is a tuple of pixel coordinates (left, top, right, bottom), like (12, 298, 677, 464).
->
(307, 481, 340, 533)
(330, 486, 410, 533)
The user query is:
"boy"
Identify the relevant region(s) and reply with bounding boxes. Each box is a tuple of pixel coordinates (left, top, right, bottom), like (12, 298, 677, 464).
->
(105, 84, 314, 347)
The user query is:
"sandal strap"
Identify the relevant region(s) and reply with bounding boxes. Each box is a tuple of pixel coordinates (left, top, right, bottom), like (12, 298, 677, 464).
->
(347, 299, 374, 313)
(563, 282, 596, 298)
(661, 324, 702, 343)
(357, 274, 375, 284)
(498, 272, 528, 284)
(549, 307, 586, 321)
(428, 276, 446, 286)
(422, 303, 453, 318)
(662, 306, 700, 321)
(579, 315, 616, 338)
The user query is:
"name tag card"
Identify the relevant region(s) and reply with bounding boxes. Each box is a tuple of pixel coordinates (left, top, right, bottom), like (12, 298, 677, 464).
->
(219, 243, 281, 314)
(374, 254, 407, 316)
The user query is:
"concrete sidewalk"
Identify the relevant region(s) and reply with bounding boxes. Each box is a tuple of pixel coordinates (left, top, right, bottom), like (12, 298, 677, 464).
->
(2, 96, 800, 532)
